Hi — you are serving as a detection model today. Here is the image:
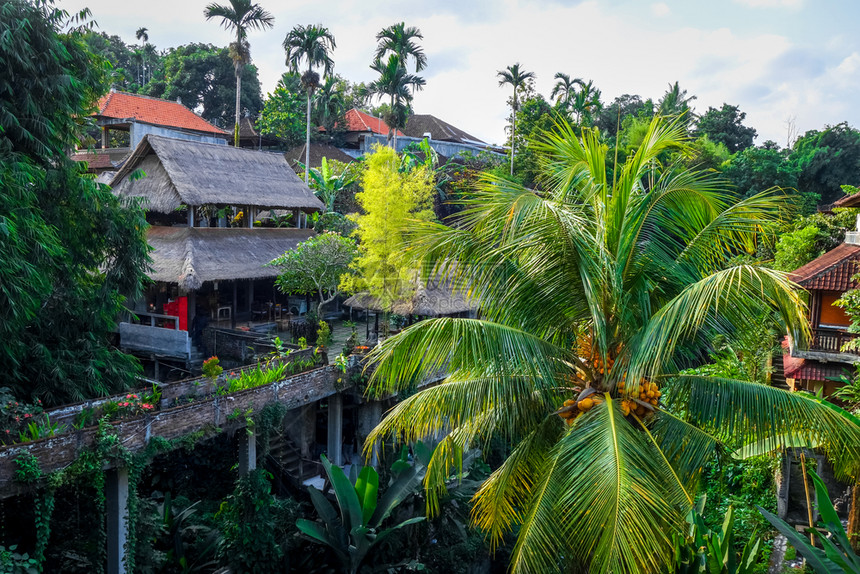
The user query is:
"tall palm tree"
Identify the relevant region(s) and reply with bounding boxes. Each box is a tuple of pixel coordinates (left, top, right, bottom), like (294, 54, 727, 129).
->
(284, 24, 336, 185)
(570, 79, 602, 125)
(368, 54, 425, 148)
(135, 27, 149, 85)
(550, 72, 582, 112)
(497, 63, 535, 177)
(204, 0, 274, 147)
(362, 116, 860, 573)
(374, 22, 427, 72)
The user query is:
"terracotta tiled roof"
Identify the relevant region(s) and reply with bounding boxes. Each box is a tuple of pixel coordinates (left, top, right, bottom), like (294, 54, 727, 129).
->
(95, 91, 228, 135)
(790, 243, 860, 291)
(783, 357, 849, 381)
(343, 108, 403, 136)
(70, 151, 114, 169)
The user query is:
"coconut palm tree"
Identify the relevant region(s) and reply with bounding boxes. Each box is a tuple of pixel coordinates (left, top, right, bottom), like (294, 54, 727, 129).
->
(550, 72, 582, 112)
(497, 63, 535, 177)
(374, 22, 427, 73)
(313, 75, 344, 133)
(204, 0, 274, 147)
(284, 24, 336, 184)
(368, 54, 425, 148)
(362, 116, 860, 573)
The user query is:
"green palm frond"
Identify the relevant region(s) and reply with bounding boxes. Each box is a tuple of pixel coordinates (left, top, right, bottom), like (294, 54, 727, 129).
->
(471, 417, 561, 548)
(365, 318, 571, 394)
(510, 397, 688, 574)
(672, 376, 860, 479)
(633, 265, 808, 379)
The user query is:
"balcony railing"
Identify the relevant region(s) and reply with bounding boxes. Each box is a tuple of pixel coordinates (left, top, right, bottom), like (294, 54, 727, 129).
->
(808, 328, 860, 356)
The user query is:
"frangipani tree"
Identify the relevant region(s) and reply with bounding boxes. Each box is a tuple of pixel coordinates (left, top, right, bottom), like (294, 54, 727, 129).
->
(362, 116, 860, 573)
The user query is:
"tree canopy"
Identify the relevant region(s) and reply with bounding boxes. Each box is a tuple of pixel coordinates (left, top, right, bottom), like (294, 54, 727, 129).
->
(0, 0, 149, 404)
(693, 103, 757, 154)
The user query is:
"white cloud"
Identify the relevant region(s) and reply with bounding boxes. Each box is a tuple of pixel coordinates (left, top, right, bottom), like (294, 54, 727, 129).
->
(651, 3, 671, 17)
(732, 0, 804, 9)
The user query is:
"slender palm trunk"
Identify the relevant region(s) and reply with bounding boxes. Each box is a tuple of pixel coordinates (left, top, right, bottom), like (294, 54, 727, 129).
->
(388, 93, 395, 148)
(305, 88, 312, 184)
(234, 64, 242, 148)
(510, 90, 516, 177)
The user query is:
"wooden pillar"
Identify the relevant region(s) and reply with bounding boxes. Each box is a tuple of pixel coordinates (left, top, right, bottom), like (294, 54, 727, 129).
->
(247, 279, 254, 313)
(106, 467, 129, 574)
(231, 281, 237, 329)
(327, 394, 343, 466)
(102, 126, 109, 148)
(247, 206, 254, 228)
(238, 431, 257, 475)
(187, 206, 195, 227)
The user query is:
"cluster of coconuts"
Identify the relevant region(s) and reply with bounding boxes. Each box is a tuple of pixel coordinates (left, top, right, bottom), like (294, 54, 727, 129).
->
(558, 378, 661, 425)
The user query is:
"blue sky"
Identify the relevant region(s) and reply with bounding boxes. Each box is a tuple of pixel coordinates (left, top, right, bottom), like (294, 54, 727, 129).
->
(61, 0, 860, 147)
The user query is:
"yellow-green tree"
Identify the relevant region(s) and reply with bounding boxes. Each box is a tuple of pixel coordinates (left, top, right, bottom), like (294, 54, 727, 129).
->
(343, 145, 434, 312)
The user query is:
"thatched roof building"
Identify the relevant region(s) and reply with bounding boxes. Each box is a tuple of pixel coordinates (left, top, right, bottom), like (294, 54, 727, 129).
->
(110, 135, 324, 213)
(343, 278, 476, 317)
(147, 227, 315, 291)
(284, 143, 356, 170)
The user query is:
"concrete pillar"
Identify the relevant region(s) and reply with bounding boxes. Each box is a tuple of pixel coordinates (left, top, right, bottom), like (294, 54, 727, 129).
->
(327, 394, 344, 466)
(357, 401, 383, 468)
(106, 467, 129, 574)
(238, 431, 257, 475)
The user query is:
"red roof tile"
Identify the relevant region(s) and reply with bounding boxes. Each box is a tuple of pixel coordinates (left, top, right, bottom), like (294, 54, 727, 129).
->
(783, 357, 849, 381)
(343, 108, 403, 136)
(70, 151, 114, 169)
(95, 91, 228, 135)
(790, 243, 860, 291)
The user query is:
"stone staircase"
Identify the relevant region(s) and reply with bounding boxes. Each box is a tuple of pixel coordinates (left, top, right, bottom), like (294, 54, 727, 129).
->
(264, 433, 320, 488)
(188, 344, 206, 370)
(771, 352, 790, 390)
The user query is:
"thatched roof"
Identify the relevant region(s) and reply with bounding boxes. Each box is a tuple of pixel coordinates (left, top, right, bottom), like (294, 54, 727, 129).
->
(147, 226, 315, 290)
(284, 143, 355, 170)
(110, 135, 324, 213)
(343, 277, 476, 317)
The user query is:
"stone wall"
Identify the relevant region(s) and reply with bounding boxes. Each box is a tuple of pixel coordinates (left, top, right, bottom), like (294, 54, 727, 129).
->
(0, 365, 352, 499)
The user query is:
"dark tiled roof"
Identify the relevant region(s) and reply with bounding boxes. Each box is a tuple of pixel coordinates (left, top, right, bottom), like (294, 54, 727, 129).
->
(790, 243, 860, 291)
(403, 114, 485, 144)
(284, 143, 355, 170)
(96, 91, 228, 135)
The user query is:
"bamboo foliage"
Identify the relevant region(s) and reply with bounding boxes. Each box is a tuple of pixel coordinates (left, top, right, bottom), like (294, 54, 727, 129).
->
(362, 115, 859, 573)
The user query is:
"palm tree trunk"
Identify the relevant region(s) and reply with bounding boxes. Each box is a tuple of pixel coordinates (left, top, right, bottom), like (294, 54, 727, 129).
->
(234, 64, 242, 148)
(849, 482, 860, 551)
(510, 90, 516, 177)
(305, 89, 312, 184)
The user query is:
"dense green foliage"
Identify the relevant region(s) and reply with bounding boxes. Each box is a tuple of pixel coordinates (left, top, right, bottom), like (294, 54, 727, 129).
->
(694, 104, 757, 154)
(0, 0, 149, 404)
(142, 43, 263, 127)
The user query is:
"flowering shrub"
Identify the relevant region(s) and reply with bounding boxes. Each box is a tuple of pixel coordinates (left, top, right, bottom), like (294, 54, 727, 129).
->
(0, 387, 43, 445)
(101, 394, 156, 420)
(202, 356, 224, 380)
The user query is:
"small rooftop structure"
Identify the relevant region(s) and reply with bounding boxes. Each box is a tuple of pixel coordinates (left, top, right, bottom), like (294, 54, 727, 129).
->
(110, 135, 324, 213)
(93, 90, 229, 150)
(232, 116, 279, 149)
